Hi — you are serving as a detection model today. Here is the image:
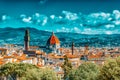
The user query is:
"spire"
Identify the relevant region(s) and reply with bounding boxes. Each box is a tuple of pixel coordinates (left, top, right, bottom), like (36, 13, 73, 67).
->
(71, 42, 74, 55)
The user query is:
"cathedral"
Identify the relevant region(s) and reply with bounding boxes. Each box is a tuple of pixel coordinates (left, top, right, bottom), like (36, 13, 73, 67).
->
(23, 29, 61, 55)
(46, 32, 60, 54)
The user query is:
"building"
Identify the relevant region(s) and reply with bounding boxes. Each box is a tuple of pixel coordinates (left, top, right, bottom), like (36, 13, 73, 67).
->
(0, 48, 8, 56)
(23, 29, 42, 57)
(24, 29, 30, 51)
(46, 32, 60, 54)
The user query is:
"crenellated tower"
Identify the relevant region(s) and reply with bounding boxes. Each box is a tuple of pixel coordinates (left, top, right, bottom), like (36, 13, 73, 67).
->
(71, 42, 74, 55)
(24, 29, 30, 51)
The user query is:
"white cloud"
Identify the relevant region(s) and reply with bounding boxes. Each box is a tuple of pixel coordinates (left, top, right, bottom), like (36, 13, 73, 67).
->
(20, 14, 26, 18)
(2, 15, 11, 21)
(73, 27, 81, 33)
(2, 10, 120, 34)
(113, 10, 120, 20)
(58, 16, 63, 19)
(2, 15, 7, 21)
(114, 20, 120, 25)
(90, 12, 110, 18)
(42, 18, 48, 26)
(50, 15, 55, 19)
(105, 31, 112, 35)
(35, 13, 40, 17)
(105, 24, 115, 28)
(22, 17, 32, 23)
(62, 11, 78, 20)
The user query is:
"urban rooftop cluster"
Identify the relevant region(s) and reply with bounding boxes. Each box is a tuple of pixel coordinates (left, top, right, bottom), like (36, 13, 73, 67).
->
(0, 29, 120, 79)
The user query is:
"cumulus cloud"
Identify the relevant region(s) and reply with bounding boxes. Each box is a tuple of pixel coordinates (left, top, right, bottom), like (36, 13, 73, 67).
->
(1, 10, 120, 34)
(105, 24, 115, 28)
(113, 10, 120, 20)
(50, 15, 55, 19)
(1, 15, 11, 21)
(62, 11, 79, 20)
(22, 17, 32, 23)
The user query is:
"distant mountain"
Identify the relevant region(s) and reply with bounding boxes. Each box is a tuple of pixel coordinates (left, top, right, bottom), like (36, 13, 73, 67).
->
(0, 27, 120, 47)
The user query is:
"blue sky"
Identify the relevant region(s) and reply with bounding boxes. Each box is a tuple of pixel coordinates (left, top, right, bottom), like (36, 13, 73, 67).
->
(0, 0, 120, 16)
(0, 0, 120, 34)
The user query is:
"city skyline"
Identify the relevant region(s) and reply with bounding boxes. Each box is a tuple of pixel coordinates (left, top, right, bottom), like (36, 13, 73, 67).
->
(0, 1, 120, 79)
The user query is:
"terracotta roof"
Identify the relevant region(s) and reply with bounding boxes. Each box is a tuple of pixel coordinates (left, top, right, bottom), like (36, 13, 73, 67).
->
(47, 53, 56, 58)
(47, 32, 60, 45)
(15, 60, 20, 63)
(65, 54, 79, 58)
(54, 55, 64, 59)
(0, 48, 7, 51)
(0, 61, 4, 65)
(88, 54, 102, 59)
(37, 64, 43, 67)
(12, 53, 19, 57)
(3, 56, 13, 59)
(36, 50, 46, 55)
(29, 46, 39, 49)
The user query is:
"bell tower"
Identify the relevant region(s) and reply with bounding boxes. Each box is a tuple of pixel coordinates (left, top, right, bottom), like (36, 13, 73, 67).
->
(71, 42, 74, 55)
(24, 29, 30, 51)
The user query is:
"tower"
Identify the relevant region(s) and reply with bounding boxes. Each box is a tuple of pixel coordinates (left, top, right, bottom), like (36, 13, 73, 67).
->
(24, 29, 30, 51)
(84, 45, 89, 55)
(71, 42, 74, 55)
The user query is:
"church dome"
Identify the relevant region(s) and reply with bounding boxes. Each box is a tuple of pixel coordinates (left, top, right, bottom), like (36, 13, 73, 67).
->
(47, 32, 60, 45)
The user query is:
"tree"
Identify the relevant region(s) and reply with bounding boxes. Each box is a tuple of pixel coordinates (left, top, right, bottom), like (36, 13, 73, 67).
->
(69, 62, 99, 80)
(40, 67, 57, 80)
(98, 57, 120, 80)
(68, 68, 77, 80)
(0, 63, 58, 80)
(62, 55, 72, 80)
(0, 63, 18, 80)
(0, 63, 39, 80)
(21, 68, 41, 80)
(15, 63, 39, 80)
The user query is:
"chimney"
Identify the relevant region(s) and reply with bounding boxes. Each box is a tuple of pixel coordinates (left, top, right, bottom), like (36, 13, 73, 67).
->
(24, 29, 30, 51)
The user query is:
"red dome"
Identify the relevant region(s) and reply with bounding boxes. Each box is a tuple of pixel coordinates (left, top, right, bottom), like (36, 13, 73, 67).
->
(47, 32, 60, 45)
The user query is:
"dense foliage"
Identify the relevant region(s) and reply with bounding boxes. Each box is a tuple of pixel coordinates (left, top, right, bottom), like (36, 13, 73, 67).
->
(98, 57, 120, 80)
(1, 57, 120, 80)
(0, 63, 57, 80)
(68, 57, 120, 80)
(68, 62, 99, 80)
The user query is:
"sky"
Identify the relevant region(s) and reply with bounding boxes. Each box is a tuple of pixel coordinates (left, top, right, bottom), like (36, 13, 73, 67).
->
(0, 0, 120, 16)
(0, 0, 120, 34)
